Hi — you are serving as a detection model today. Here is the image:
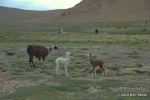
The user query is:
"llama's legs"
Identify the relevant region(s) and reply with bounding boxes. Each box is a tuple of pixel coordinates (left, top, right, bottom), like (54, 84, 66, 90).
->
(100, 65, 105, 76)
(29, 56, 35, 67)
(56, 63, 59, 76)
(37, 57, 41, 66)
(42, 56, 45, 61)
(94, 68, 97, 77)
(56, 63, 61, 76)
(37, 61, 40, 66)
(42, 56, 45, 65)
(92, 68, 97, 77)
(65, 65, 69, 76)
(58, 67, 61, 76)
(32, 61, 35, 67)
(102, 68, 105, 76)
(29, 58, 32, 67)
(91, 67, 94, 76)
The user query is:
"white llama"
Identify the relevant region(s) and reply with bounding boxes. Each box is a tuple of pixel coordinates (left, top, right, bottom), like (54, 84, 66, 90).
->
(55, 52, 71, 76)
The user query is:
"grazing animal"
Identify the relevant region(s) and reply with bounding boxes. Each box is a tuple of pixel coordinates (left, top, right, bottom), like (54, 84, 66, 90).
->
(55, 52, 71, 76)
(88, 53, 105, 77)
(27, 45, 58, 67)
(95, 29, 99, 34)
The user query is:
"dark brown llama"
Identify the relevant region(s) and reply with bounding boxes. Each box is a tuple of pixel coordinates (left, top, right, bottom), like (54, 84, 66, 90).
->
(27, 45, 58, 67)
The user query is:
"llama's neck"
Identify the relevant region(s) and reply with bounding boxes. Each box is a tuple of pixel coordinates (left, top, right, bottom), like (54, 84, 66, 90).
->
(89, 57, 95, 63)
(66, 55, 70, 62)
(89, 57, 93, 61)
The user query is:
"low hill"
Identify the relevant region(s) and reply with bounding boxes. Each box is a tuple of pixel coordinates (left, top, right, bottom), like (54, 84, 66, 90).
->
(0, 0, 150, 25)
(0, 6, 63, 25)
(61, 0, 150, 22)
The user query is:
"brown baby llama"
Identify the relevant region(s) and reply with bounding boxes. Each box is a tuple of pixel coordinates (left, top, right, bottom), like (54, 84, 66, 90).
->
(88, 53, 105, 77)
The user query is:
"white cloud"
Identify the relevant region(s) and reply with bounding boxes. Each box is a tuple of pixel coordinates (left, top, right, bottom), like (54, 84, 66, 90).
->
(1, 0, 82, 10)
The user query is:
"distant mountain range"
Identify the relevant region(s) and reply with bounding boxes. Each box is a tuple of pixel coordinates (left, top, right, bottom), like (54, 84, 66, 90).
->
(0, 0, 150, 25)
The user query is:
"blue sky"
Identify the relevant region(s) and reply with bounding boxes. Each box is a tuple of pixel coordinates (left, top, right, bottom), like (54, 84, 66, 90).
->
(0, 0, 82, 10)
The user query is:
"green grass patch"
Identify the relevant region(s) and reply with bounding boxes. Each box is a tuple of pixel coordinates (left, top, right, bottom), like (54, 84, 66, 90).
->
(133, 69, 150, 74)
(1, 79, 129, 100)
(106, 64, 123, 71)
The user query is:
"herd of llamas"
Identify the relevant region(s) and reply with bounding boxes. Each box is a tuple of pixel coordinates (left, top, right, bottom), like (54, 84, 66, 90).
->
(27, 44, 105, 77)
